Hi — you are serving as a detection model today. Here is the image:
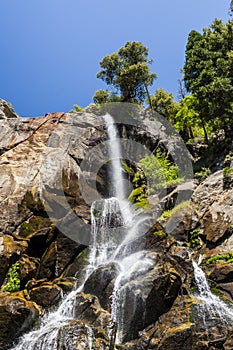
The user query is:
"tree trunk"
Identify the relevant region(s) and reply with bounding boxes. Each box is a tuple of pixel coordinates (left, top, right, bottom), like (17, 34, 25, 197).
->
(188, 127, 194, 139)
(144, 83, 153, 110)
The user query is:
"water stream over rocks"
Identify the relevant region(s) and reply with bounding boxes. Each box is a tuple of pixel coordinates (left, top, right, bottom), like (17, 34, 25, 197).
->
(10, 114, 152, 349)
(193, 259, 233, 326)
(10, 113, 233, 349)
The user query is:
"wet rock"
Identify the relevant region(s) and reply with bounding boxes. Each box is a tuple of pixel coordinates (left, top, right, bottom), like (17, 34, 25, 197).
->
(124, 295, 233, 350)
(25, 278, 48, 290)
(29, 282, 63, 308)
(165, 205, 199, 241)
(54, 276, 77, 292)
(55, 233, 83, 275)
(55, 320, 109, 350)
(36, 241, 57, 280)
(83, 262, 120, 310)
(0, 291, 41, 350)
(17, 255, 38, 287)
(63, 247, 89, 282)
(74, 292, 110, 329)
(118, 255, 182, 342)
(207, 263, 233, 283)
(219, 283, 233, 300)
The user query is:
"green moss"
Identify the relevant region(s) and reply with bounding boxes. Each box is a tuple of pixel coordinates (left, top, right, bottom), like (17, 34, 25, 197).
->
(19, 216, 52, 238)
(158, 201, 191, 221)
(121, 160, 134, 176)
(194, 167, 211, 182)
(187, 227, 200, 248)
(223, 167, 233, 177)
(153, 229, 166, 237)
(205, 252, 233, 265)
(1, 263, 21, 292)
(128, 186, 152, 209)
(210, 286, 221, 296)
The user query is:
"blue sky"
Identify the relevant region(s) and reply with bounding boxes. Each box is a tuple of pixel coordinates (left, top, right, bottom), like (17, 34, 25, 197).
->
(0, 0, 230, 117)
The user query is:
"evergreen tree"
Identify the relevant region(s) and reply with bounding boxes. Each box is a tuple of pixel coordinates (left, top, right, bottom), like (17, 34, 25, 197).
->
(96, 42, 156, 103)
(183, 19, 233, 137)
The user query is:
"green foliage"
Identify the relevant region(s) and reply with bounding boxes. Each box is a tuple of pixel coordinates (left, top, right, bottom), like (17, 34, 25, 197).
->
(70, 104, 84, 113)
(93, 90, 111, 104)
(210, 286, 221, 296)
(128, 149, 182, 208)
(187, 227, 200, 248)
(174, 95, 200, 131)
(183, 19, 233, 136)
(128, 186, 151, 209)
(223, 167, 233, 177)
(205, 252, 233, 265)
(194, 167, 211, 182)
(139, 149, 180, 189)
(97, 41, 156, 103)
(93, 90, 122, 104)
(2, 263, 21, 292)
(158, 201, 191, 221)
(148, 88, 180, 122)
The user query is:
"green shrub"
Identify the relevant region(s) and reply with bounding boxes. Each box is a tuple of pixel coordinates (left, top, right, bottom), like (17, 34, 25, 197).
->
(223, 167, 233, 177)
(187, 227, 200, 248)
(139, 149, 180, 189)
(128, 148, 182, 209)
(158, 201, 191, 221)
(128, 186, 152, 209)
(194, 167, 211, 182)
(69, 104, 84, 113)
(2, 263, 21, 292)
(205, 252, 233, 265)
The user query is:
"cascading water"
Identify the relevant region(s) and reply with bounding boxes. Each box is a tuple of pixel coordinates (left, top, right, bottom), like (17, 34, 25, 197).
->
(103, 113, 153, 342)
(11, 113, 152, 349)
(193, 259, 233, 325)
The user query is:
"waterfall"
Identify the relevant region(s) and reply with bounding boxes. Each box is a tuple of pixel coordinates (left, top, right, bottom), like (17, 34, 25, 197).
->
(10, 113, 152, 349)
(193, 260, 233, 324)
(103, 113, 126, 200)
(103, 113, 153, 343)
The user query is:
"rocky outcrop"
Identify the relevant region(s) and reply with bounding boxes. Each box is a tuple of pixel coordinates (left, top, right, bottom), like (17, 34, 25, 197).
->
(1, 103, 233, 349)
(0, 291, 41, 350)
(0, 99, 19, 119)
(83, 262, 120, 310)
(123, 295, 233, 350)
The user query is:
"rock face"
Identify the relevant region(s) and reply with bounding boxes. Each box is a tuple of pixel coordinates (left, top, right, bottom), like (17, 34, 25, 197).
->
(0, 99, 19, 119)
(0, 291, 41, 349)
(1, 103, 233, 349)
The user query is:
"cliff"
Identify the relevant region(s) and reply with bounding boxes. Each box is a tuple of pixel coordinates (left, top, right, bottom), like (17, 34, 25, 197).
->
(1, 100, 233, 349)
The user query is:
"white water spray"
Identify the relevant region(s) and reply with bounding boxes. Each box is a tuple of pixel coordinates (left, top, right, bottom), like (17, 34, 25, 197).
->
(193, 260, 233, 324)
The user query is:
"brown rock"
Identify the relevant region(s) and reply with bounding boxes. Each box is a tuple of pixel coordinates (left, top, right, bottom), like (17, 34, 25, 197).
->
(207, 263, 233, 283)
(0, 291, 41, 349)
(74, 292, 110, 329)
(29, 283, 63, 308)
(0, 235, 27, 286)
(83, 262, 120, 310)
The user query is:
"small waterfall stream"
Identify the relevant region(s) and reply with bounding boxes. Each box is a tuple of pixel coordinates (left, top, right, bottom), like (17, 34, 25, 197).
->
(193, 259, 233, 325)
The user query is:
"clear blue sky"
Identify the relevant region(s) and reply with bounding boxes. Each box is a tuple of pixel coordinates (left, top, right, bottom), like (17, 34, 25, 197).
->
(0, 0, 230, 117)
